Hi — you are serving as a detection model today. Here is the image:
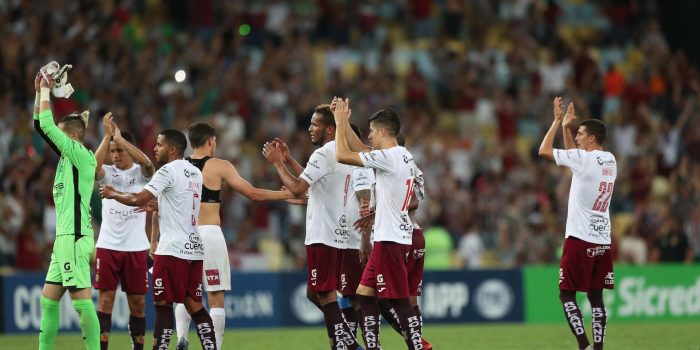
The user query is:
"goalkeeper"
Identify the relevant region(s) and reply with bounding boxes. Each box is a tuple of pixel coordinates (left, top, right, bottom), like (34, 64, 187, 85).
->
(33, 68, 100, 350)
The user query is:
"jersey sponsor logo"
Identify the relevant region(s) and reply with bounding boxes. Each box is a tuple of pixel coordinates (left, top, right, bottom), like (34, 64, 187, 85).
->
(310, 268, 317, 286)
(413, 248, 425, 260)
(589, 214, 611, 234)
(108, 208, 139, 221)
(596, 156, 616, 166)
(604, 272, 614, 285)
(185, 233, 204, 251)
(403, 155, 414, 164)
(586, 245, 611, 258)
(183, 169, 198, 178)
(63, 262, 71, 271)
(308, 159, 320, 169)
(399, 214, 413, 232)
(205, 269, 221, 286)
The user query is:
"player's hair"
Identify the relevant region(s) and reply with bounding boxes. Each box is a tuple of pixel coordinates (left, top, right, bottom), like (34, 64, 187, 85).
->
(314, 104, 335, 127)
(368, 109, 401, 137)
(159, 129, 188, 156)
(120, 131, 134, 144)
(397, 132, 405, 146)
(58, 114, 86, 141)
(350, 123, 362, 139)
(579, 119, 607, 145)
(188, 122, 216, 148)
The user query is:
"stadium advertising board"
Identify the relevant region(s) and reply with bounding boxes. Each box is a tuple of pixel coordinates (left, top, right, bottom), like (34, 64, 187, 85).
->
(524, 265, 700, 322)
(2, 269, 523, 333)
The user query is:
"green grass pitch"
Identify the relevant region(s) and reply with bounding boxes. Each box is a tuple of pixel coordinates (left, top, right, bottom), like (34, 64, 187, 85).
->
(2, 322, 697, 349)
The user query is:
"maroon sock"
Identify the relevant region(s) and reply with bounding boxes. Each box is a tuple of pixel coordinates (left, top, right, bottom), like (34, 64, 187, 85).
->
(588, 290, 607, 350)
(357, 295, 381, 350)
(129, 315, 146, 350)
(560, 291, 590, 349)
(191, 307, 217, 350)
(341, 305, 359, 337)
(322, 301, 358, 349)
(377, 298, 402, 335)
(391, 299, 422, 350)
(413, 305, 424, 338)
(153, 305, 175, 350)
(97, 311, 111, 350)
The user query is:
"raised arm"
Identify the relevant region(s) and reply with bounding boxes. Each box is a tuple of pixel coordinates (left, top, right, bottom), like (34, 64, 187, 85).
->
(334, 98, 366, 166)
(561, 101, 577, 150)
(262, 143, 310, 197)
(94, 113, 114, 181)
(331, 97, 372, 152)
(218, 159, 294, 201)
(100, 186, 155, 207)
(32, 74, 59, 155)
(273, 138, 305, 176)
(539, 97, 565, 161)
(38, 75, 92, 164)
(112, 122, 155, 178)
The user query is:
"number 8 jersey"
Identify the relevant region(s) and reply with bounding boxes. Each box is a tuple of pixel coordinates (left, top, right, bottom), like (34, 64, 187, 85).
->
(359, 146, 416, 245)
(554, 149, 617, 244)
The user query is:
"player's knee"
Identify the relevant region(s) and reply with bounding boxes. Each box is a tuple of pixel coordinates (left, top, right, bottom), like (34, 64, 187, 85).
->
(98, 293, 116, 312)
(559, 290, 576, 303)
(127, 296, 146, 315)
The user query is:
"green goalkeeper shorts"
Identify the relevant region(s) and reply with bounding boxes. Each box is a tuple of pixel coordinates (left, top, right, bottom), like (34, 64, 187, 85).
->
(45, 235, 94, 289)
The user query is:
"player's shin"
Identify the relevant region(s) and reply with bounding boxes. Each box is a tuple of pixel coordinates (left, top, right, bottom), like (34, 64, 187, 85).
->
(390, 298, 423, 350)
(128, 315, 146, 350)
(39, 296, 60, 350)
(322, 300, 359, 349)
(357, 295, 382, 350)
(191, 307, 217, 350)
(588, 290, 607, 350)
(377, 299, 402, 335)
(210, 308, 225, 349)
(153, 304, 176, 350)
(175, 303, 192, 343)
(97, 311, 112, 350)
(560, 291, 590, 349)
(73, 298, 101, 350)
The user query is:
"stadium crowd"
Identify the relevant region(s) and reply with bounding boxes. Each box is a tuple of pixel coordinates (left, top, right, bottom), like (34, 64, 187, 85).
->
(1, 0, 698, 272)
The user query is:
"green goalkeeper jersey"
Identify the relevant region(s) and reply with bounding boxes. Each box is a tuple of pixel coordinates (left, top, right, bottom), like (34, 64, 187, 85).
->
(35, 110, 97, 237)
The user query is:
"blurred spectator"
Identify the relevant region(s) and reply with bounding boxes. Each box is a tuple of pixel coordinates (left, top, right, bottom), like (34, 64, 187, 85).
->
(424, 224, 454, 270)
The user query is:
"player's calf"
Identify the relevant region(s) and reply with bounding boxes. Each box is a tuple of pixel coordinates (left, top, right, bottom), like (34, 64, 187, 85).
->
(191, 307, 217, 350)
(560, 291, 590, 350)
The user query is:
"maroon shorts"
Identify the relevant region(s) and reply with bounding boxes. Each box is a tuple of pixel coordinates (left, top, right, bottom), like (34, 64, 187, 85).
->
(360, 241, 410, 299)
(151, 255, 203, 303)
(338, 249, 364, 297)
(306, 244, 342, 292)
(94, 248, 149, 294)
(407, 228, 426, 296)
(559, 237, 614, 292)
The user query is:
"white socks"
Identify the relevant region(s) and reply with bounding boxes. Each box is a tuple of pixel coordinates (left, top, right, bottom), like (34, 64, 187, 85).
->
(174, 303, 192, 341)
(210, 307, 225, 349)
(175, 303, 225, 349)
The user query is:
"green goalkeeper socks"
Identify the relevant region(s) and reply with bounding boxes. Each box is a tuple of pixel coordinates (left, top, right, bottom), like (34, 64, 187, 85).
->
(72, 298, 100, 350)
(39, 296, 60, 350)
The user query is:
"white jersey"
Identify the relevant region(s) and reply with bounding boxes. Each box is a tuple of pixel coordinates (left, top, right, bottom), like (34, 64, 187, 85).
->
(144, 159, 204, 260)
(97, 164, 151, 251)
(359, 146, 416, 245)
(300, 141, 354, 248)
(346, 167, 375, 249)
(554, 148, 617, 244)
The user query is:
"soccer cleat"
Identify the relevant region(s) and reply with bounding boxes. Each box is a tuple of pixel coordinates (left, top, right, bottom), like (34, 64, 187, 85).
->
(175, 337, 188, 350)
(421, 337, 433, 350)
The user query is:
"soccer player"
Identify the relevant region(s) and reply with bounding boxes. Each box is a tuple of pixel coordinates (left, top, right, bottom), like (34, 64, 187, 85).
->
(332, 98, 422, 350)
(100, 129, 218, 350)
(538, 97, 617, 350)
(353, 133, 432, 350)
(93, 112, 155, 350)
(262, 104, 359, 349)
(173, 122, 294, 350)
(339, 124, 375, 337)
(34, 73, 100, 350)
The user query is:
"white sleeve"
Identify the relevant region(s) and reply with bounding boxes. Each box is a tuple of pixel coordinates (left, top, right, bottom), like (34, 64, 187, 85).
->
(300, 149, 330, 185)
(359, 150, 394, 173)
(144, 164, 173, 197)
(553, 148, 586, 173)
(352, 168, 373, 192)
(97, 165, 113, 186)
(135, 164, 152, 185)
